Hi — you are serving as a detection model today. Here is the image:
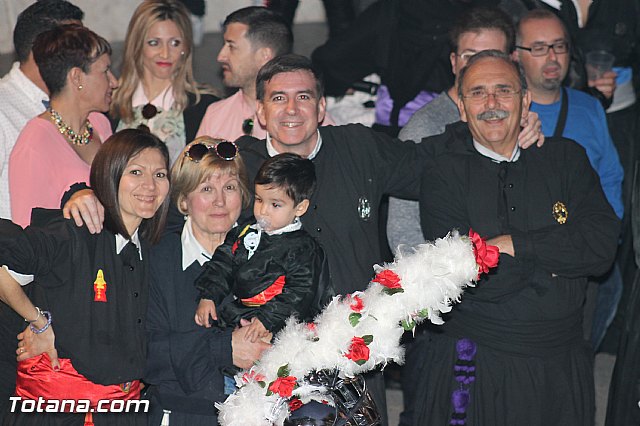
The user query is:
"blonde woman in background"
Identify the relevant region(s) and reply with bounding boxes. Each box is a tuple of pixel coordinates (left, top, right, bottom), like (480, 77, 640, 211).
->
(110, 0, 219, 164)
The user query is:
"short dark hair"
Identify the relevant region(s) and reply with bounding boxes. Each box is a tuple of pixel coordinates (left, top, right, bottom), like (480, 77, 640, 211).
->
(224, 6, 293, 57)
(516, 9, 568, 45)
(32, 24, 111, 97)
(256, 54, 324, 101)
(457, 50, 528, 99)
(13, 0, 84, 63)
(449, 6, 515, 54)
(90, 129, 171, 244)
(255, 153, 316, 206)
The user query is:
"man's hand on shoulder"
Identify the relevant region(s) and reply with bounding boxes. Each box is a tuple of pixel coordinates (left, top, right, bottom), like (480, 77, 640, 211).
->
(62, 189, 104, 234)
(486, 234, 515, 257)
(518, 111, 544, 149)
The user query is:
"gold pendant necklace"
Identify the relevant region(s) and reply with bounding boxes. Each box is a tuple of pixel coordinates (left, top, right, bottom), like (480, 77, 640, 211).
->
(49, 108, 93, 145)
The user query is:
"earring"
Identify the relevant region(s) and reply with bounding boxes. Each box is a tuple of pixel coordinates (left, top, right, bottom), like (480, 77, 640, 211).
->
(180, 51, 185, 56)
(78, 84, 83, 90)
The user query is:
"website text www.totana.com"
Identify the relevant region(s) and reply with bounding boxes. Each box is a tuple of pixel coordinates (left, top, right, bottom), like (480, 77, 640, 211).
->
(9, 397, 149, 413)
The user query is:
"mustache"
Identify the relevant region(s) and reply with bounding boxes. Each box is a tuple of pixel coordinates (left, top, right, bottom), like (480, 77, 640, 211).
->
(544, 60, 561, 69)
(477, 109, 509, 121)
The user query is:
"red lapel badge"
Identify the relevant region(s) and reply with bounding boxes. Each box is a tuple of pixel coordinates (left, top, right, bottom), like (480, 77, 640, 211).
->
(93, 269, 107, 302)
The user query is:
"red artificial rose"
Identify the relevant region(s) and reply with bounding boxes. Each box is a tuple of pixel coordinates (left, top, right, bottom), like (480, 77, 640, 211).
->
(345, 336, 370, 365)
(349, 295, 364, 312)
(469, 228, 499, 279)
(372, 269, 402, 289)
(306, 322, 317, 332)
(268, 376, 297, 397)
(289, 398, 303, 412)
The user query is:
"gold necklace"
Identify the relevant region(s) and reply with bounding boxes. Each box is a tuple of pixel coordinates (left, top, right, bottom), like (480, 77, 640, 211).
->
(49, 108, 93, 145)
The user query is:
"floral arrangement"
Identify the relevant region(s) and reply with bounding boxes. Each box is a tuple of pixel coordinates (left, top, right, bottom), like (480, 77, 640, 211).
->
(217, 229, 499, 425)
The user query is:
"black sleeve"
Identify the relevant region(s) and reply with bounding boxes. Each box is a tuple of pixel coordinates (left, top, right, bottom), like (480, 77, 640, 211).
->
(511, 145, 620, 278)
(193, 226, 243, 303)
(0, 211, 74, 281)
(59, 182, 91, 209)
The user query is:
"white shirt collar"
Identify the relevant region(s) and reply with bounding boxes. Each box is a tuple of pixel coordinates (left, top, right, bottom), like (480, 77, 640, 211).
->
(181, 216, 214, 271)
(266, 130, 323, 160)
(539, 0, 562, 9)
(132, 83, 174, 111)
(252, 216, 303, 236)
(115, 230, 142, 260)
(473, 140, 521, 163)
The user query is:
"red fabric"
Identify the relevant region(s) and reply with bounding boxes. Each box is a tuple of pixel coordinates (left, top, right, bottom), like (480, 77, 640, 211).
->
(15, 353, 140, 411)
(241, 275, 286, 306)
(468, 228, 500, 279)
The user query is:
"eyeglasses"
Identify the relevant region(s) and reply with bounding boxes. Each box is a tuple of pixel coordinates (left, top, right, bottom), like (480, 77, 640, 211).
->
(137, 103, 159, 132)
(242, 118, 254, 136)
(456, 51, 478, 61)
(516, 41, 569, 57)
(462, 87, 521, 102)
(185, 140, 238, 162)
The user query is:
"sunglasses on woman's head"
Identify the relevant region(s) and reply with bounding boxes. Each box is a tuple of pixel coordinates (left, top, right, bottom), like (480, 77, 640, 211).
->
(185, 140, 238, 162)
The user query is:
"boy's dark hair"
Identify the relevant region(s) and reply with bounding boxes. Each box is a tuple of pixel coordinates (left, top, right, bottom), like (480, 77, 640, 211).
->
(224, 6, 293, 58)
(256, 54, 324, 101)
(14, 0, 84, 63)
(449, 6, 515, 54)
(255, 153, 316, 206)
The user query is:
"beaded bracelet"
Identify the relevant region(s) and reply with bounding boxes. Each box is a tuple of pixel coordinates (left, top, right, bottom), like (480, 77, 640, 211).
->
(24, 306, 42, 323)
(29, 310, 52, 334)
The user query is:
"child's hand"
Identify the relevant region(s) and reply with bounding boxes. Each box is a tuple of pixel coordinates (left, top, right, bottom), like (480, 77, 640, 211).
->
(195, 299, 217, 328)
(243, 318, 270, 343)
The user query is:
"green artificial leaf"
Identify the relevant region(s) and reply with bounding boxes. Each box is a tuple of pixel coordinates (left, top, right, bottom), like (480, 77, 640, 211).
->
(401, 318, 416, 331)
(382, 287, 405, 296)
(349, 312, 362, 327)
(277, 364, 290, 378)
(362, 335, 373, 345)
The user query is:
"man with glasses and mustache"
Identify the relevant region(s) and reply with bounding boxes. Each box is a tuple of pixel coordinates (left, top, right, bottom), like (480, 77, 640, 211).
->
(516, 9, 623, 352)
(408, 50, 619, 426)
(388, 7, 543, 251)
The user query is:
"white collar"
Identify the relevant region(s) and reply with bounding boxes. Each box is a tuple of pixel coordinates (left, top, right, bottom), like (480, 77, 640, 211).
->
(115, 230, 142, 260)
(266, 130, 322, 160)
(539, 0, 562, 10)
(132, 83, 174, 111)
(252, 216, 302, 236)
(181, 216, 214, 271)
(473, 140, 521, 163)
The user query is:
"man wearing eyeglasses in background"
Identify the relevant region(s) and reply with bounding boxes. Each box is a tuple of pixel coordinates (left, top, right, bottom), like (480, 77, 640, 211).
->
(516, 9, 624, 352)
(408, 49, 619, 426)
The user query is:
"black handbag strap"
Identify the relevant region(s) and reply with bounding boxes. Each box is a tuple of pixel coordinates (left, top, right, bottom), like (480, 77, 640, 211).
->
(553, 87, 569, 138)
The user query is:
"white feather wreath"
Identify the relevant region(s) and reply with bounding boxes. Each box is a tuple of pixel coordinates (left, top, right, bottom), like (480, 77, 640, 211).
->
(217, 229, 498, 426)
